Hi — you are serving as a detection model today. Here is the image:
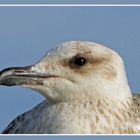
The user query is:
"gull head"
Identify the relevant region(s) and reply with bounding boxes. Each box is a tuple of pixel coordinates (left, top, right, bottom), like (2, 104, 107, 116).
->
(0, 41, 131, 103)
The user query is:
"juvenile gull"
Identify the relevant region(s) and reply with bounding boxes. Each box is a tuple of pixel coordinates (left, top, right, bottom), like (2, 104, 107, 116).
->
(0, 41, 140, 134)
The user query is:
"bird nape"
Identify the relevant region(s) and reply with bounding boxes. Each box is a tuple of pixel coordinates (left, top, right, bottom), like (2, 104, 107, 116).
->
(0, 41, 140, 134)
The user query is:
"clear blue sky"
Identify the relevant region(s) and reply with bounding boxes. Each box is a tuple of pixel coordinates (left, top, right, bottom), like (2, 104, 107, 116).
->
(0, 5, 140, 136)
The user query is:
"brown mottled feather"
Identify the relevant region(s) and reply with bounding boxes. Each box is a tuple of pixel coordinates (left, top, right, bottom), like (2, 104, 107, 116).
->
(2, 94, 140, 134)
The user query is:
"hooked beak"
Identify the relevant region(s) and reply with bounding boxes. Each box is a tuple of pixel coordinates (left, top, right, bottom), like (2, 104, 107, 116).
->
(0, 65, 57, 87)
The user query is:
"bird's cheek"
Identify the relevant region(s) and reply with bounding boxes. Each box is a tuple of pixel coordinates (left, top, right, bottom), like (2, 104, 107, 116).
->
(44, 78, 71, 92)
(39, 78, 70, 101)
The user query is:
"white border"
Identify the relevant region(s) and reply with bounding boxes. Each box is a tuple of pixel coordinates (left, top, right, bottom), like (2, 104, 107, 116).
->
(0, 3, 140, 136)
(1, 134, 140, 136)
(0, 4, 140, 6)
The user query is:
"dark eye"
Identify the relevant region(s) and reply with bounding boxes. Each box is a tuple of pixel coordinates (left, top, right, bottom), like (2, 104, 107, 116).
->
(74, 57, 87, 66)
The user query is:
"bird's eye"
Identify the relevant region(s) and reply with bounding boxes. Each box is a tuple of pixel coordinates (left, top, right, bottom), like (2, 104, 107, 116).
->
(74, 57, 87, 66)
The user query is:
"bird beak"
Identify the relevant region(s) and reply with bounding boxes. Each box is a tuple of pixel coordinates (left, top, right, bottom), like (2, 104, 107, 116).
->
(0, 65, 46, 86)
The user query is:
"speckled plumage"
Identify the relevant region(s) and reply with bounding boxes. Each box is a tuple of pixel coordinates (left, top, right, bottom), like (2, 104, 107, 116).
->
(2, 94, 140, 134)
(1, 41, 140, 134)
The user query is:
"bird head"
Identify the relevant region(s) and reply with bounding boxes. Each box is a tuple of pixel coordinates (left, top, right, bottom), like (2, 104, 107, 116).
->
(0, 41, 131, 103)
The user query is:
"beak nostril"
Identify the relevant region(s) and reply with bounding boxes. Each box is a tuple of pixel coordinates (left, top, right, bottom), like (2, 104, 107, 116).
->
(0, 64, 59, 87)
(0, 65, 33, 75)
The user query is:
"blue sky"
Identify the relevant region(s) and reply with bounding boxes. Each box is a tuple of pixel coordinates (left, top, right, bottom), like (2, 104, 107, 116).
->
(0, 6, 140, 135)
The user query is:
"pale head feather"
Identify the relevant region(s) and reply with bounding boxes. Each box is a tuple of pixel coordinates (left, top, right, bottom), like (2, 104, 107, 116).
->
(27, 41, 132, 103)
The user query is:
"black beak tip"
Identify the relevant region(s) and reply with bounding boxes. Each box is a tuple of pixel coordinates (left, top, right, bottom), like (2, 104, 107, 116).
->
(0, 66, 30, 86)
(0, 67, 14, 77)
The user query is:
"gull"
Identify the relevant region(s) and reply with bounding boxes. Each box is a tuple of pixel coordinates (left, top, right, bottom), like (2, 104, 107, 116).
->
(0, 41, 140, 134)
